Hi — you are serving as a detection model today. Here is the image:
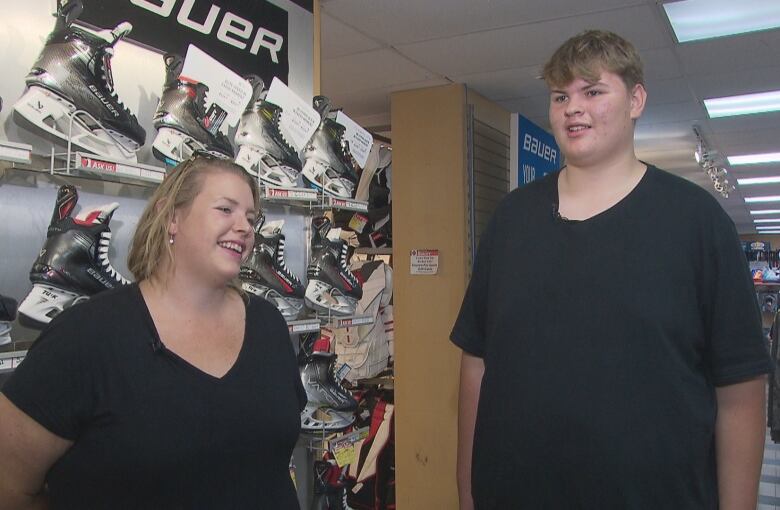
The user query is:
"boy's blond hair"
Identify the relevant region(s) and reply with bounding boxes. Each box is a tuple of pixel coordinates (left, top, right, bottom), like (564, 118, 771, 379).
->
(542, 30, 644, 89)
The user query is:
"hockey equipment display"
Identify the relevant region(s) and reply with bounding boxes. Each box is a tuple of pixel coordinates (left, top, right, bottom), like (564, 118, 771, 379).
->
(235, 76, 303, 188)
(240, 215, 305, 320)
(13, 1, 145, 160)
(299, 350, 357, 431)
(0, 295, 17, 346)
(302, 96, 361, 198)
(152, 53, 234, 165)
(18, 185, 130, 328)
(306, 216, 363, 317)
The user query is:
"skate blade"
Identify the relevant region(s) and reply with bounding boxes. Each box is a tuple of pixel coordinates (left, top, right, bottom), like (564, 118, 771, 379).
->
(302, 159, 354, 198)
(18, 284, 83, 329)
(13, 86, 139, 161)
(241, 282, 304, 319)
(305, 280, 357, 317)
(153, 127, 232, 165)
(235, 145, 300, 187)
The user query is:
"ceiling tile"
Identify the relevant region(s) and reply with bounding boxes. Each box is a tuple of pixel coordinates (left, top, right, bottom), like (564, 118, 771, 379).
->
(322, 49, 439, 95)
(393, 4, 671, 77)
(322, 0, 649, 46)
(453, 65, 548, 101)
(321, 12, 383, 58)
(676, 31, 780, 77)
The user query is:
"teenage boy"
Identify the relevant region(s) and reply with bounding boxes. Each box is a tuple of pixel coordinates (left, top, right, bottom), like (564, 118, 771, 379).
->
(452, 30, 771, 510)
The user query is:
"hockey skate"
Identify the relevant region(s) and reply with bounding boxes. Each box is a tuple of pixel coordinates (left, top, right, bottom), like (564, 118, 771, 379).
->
(152, 53, 234, 165)
(301, 96, 360, 198)
(234, 76, 303, 188)
(0, 295, 17, 346)
(300, 351, 357, 432)
(305, 217, 362, 317)
(13, 0, 145, 160)
(240, 215, 305, 319)
(18, 185, 130, 329)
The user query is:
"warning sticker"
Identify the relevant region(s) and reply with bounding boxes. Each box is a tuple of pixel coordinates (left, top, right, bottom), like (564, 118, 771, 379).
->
(410, 249, 439, 275)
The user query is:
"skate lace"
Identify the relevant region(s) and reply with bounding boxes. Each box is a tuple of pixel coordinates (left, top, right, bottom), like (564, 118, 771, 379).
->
(98, 232, 130, 284)
(339, 244, 358, 286)
(272, 107, 296, 153)
(276, 238, 302, 284)
(96, 48, 133, 117)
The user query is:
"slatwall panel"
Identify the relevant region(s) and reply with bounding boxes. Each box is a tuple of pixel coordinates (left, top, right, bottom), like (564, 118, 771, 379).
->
(466, 111, 510, 273)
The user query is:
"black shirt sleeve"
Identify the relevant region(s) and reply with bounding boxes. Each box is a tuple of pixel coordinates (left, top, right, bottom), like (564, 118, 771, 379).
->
(702, 209, 772, 386)
(2, 307, 97, 440)
(450, 213, 497, 357)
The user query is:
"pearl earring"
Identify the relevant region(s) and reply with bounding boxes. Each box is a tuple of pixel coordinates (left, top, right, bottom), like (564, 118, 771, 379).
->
(169, 235, 174, 245)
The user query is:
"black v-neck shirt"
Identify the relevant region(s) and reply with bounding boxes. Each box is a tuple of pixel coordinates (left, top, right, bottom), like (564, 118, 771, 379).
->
(4, 283, 306, 509)
(452, 165, 771, 509)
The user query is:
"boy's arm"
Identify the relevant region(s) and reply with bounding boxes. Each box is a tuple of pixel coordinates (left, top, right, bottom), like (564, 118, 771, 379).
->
(458, 352, 485, 510)
(715, 375, 767, 510)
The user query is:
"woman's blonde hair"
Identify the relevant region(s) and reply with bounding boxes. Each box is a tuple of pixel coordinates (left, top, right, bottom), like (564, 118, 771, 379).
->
(127, 155, 260, 288)
(542, 30, 644, 90)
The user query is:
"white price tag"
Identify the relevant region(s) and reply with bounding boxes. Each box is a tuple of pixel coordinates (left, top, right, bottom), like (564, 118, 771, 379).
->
(265, 77, 320, 152)
(410, 249, 439, 275)
(0, 357, 13, 371)
(335, 111, 373, 169)
(180, 45, 253, 127)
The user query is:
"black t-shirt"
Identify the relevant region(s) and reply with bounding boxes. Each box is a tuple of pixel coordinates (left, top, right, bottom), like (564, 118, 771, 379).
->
(451, 166, 772, 509)
(3, 283, 306, 509)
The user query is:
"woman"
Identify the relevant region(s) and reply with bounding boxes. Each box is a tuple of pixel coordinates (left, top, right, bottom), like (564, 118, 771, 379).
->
(0, 156, 306, 509)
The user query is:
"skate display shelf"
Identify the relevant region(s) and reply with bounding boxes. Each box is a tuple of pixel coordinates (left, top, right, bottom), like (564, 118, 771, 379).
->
(260, 185, 319, 204)
(287, 318, 322, 334)
(0, 140, 33, 165)
(355, 247, 393, 256)
(0, 350, 26, 372)
(322, 314, 374, 329)
(70, 152, 166, 184)
(323, 196, 368, 213)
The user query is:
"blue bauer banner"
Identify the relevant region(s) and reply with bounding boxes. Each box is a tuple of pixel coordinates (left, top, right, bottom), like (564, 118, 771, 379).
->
(510, 114, 561, 188)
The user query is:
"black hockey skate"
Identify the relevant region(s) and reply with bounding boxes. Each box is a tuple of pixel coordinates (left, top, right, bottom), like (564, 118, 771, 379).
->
(13, 0, 145, 160)
(234, 76, 303, 188)
(240, 215, 305, 320)
(305, 216, 362, 317)
(18, 185, 130, 329)
(301, 96, 360, 198)
(152, 53, 234, 165)
(0, 295, 17, 346)
(300, 351, 357, 431)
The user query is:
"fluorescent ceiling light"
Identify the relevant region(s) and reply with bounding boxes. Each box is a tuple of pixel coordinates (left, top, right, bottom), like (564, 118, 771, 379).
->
(754, 218, 780, 223)
(704, 90, 780, 118)
(758, 231, 780, 234)
(738, 176, 780, 185)
(745, 195, 780, 203)
(729, 153, 780, 166)
(663, 0, 780, 42)
(751, 209, 780, 215)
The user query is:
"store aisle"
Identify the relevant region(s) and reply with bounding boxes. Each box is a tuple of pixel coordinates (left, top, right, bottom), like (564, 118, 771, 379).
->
(760, 432, 780, 509)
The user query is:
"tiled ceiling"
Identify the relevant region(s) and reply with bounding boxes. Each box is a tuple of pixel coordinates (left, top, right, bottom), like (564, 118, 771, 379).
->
(320, 0, 780, 234)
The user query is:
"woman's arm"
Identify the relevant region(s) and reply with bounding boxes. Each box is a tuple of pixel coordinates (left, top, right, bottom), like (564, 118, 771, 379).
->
(0, 394, 72, 510)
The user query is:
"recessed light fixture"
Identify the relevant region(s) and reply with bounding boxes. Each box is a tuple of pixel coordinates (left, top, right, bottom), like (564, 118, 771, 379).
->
(704, 90, 780, 118)
(737, 176, 780, 185)
(754, 218, 780, 223)
(745, 195, 780, 203)
(729, 153, 780, 166)
(751, 209, 780, 215)
(663, 0, 780, 42)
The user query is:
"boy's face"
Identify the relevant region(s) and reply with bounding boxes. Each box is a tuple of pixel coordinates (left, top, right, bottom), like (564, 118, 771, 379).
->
(548, 69, 646, 168)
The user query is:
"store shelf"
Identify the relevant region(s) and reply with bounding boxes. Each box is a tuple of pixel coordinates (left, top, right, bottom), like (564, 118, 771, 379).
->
(0, 140, 33, 165)
(325, 196, 368, 213)
(324, 314, 374, 329)
(287, 318, 322, 334)
(355, 247, 392, 255)
(0, 349, 27, 372)
(72, 151, 165, 184)
(260, 185, 319, 204)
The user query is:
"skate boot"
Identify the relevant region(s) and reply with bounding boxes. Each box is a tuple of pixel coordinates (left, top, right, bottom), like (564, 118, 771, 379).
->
(234, 76, 303, 187)
(13, 0, 145, 160)
(301, 96, 360, 198)
(305, 216, 362, 317)
(18, 184, 130, 329)
(152, 53, 234, 165)
(300, 351, 357, 431)
(240, 215, 305, 320)
(0, 295, 17, 346)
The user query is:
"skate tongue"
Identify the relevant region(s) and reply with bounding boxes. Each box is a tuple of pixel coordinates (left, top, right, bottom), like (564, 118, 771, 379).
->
(75, 202, 119, 225)
(326, 227, 342, 242)
(260, 219, 285, 236)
